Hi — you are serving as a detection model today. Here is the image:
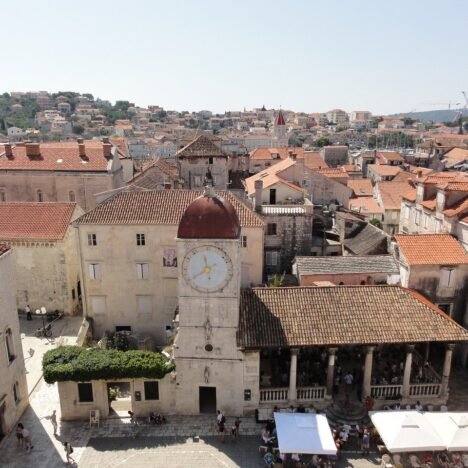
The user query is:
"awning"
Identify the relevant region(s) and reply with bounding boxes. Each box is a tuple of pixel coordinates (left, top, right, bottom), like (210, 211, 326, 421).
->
(370, 411, 446, 452)
(425, 413, 468, 452)
(274, 412, 336, 455)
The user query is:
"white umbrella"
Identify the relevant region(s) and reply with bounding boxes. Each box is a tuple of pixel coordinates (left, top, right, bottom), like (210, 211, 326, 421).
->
(426, 412, 468, 452)
(274, 412, 336, 455)
(370, 411, 446, 452)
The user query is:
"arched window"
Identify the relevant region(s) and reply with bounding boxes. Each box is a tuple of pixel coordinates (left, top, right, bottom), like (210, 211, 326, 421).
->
(69, 191, 76, 202)
(37, 190, 43, 202)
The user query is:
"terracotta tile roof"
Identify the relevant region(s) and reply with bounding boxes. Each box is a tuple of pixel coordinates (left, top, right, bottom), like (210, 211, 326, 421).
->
(421, 198, 436, 210)
(249, 147, 305, 161)
(75, 190, 264, 227)
(0, 243, 10, 257)
(303, 151, 326, 170)
(316, 167, 349, 180)
(438, 181, 468, 192)
(392, 171, 417, 183)
(0, 202, 77, 241)
(442, 147, 468, 168)
(367, 164, 402, 177)
(176, 135, 227, 158)
(128, 159, 180, 190)
(0, 142, 113, 172)
(394, 234, 468, 265)
(402, 189, 416, 202)
(245, 158, 299, 195)
(348, 197, 382, 215)
(377, 181, 413, 210)
(238, 286, 468, 348)
(294, 255, 399, 276)
(347, 179, 373, 197)
(442, 196, 468, 218)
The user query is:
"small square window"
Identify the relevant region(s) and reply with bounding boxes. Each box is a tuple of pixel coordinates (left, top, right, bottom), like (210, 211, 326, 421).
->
(136, 263, 149, 280)
(78, 383, 93, 402)
(241, 235, 247, 248)
(0, 190, 5, 202)
(136, 233, 146, 246)
(88, 233, 97, 246)
(144, 381, 159, 400)
(88, 263, 101, 280)
(267, 223, 277, 235)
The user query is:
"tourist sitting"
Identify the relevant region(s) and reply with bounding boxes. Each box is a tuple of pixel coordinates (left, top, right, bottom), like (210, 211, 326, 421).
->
(261, 428, 276, 446)
(437, 452, 450, 468)
(415, 401, 423, 411)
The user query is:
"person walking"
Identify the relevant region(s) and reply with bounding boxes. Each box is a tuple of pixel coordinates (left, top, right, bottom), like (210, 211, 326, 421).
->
(64, 442, 75, 465)
(16, 423, 24, 448)
(25, 305, 32, 321)
(361, 428, 370, 456)
(218, 418, 225, 443)
(50, 410, 58, 436)
(21, 426, 33, 451)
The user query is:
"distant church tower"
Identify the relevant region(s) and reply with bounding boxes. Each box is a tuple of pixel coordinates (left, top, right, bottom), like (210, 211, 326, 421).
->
(273, 109, 288, 145)
(174, 187, 245, 415)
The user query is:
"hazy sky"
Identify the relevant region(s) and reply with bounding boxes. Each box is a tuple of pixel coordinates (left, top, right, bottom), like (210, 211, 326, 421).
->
(1, 0, 467, 114)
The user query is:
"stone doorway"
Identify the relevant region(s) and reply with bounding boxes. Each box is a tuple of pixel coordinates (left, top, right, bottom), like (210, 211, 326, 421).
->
(107, 382, 132, 418)
(199, 386, 216, 414)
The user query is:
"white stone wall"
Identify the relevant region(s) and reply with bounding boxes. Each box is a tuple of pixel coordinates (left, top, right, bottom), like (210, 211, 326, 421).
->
(178, 157, 228, 190)
(0, 249, 29, 433)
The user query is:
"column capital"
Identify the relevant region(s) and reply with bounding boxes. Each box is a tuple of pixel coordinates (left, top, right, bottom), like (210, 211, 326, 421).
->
(290, 348, 300, 356)
(366, 346, 375, 353)
(406, 344, 416, 352)
(446, 343, 456, 351)
(328, 347, 338, 355)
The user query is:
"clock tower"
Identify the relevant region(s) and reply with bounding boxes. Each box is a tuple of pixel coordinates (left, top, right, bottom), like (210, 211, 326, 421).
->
(174, 187, 244, 415)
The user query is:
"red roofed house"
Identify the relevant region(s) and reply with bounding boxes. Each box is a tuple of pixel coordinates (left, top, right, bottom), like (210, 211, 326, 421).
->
(0, 138, 125, 211)
(0, 202, 83, 315)
(393, 234, 468, 364)
(399, 172, 468, 236)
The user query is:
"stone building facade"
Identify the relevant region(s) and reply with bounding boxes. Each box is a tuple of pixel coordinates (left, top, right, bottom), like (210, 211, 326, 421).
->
(0, 203, 83, 315)
(0, 245, 28, 438)
(176, 135, 228, 190)
(74, 190, 264, 342)
(0, 139, 125, 211)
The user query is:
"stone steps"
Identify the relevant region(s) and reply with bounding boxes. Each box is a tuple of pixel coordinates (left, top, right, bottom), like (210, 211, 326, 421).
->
(325, 400, 370, 431)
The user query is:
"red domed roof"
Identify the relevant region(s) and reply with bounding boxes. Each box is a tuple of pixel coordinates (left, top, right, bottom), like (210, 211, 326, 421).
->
(177, 188, 240, 239)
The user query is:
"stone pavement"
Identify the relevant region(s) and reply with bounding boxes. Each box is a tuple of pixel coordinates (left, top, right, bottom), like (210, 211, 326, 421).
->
(20, 315, 83, 393)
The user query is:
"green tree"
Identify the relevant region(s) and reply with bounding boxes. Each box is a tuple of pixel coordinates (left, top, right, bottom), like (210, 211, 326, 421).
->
(313, 137, 331, 147)
(268, 273, 285, 287)
(72, 124, 85, 135)
(370, 218, 383, 229)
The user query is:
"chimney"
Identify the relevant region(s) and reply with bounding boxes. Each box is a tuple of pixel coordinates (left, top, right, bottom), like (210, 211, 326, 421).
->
(103, 142, 112, 158)
(101, 136, 110, 144)
(254, 179, 263, 212)
(291, 152, 297, 161)
(78, 141, 86, 158)
(417, 170, 423, 179)
(25, 142, 41, 158)
(4, 143, 13, 159)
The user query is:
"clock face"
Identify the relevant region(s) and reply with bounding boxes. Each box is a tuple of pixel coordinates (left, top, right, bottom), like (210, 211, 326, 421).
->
(182, 246, 233, 293)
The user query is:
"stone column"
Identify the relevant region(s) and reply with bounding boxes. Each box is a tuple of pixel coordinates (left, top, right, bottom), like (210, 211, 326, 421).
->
(424, 342, 430, 362)
(326, 348, 338, 398)
(361, 346, 375, 401)
(288, 349, 299, 403)
(402, 345, 414, 398)
(440, 344, 455, 397)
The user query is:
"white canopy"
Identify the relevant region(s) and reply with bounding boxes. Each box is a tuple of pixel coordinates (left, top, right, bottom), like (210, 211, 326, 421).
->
(274, 412, 337, 455)
(370, 411, 446, 452)
(425, 413, 468, 451)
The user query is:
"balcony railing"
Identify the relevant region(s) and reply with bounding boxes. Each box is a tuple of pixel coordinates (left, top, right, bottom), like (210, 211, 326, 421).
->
(409, 383, 441, 397)
(260, 386, 326, 402)
(371, 385, 402, 399)
(260, 387, 288, 402)
(297, 386, 326, 401)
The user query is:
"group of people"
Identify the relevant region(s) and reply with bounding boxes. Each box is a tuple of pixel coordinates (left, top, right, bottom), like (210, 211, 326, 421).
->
(216, 410, 240, 443)
(16, 412, 75, 465)
(332, 423, 371, 456)
(149, 411, 167, 425)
